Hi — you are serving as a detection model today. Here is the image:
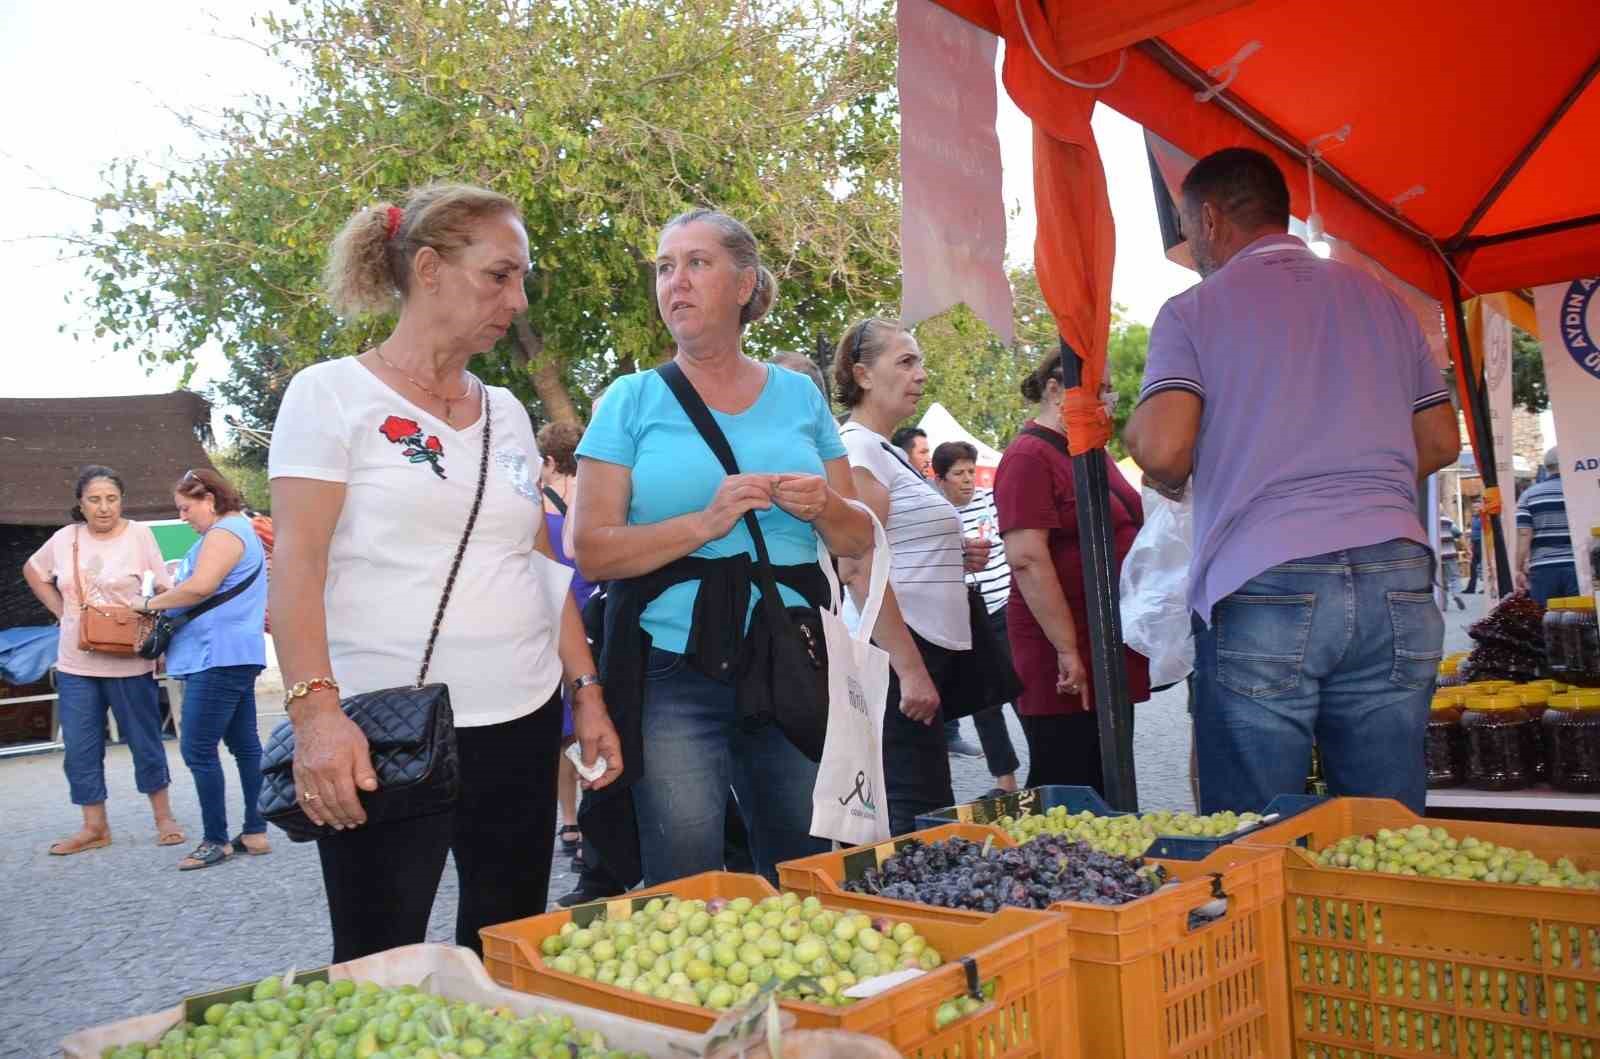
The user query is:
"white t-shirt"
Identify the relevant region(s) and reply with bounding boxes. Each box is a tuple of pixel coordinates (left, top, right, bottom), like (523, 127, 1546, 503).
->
(268, 357, 564, 727)
(839, 421, 971, 650)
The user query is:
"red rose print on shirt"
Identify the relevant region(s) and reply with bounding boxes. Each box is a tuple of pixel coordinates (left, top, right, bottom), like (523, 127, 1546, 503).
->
(378, 415, 446, 478)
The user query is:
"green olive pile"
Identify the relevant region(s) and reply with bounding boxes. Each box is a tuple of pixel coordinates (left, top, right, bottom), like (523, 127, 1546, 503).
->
(100, 976, 643, 1059)
(1314, 824, 1600, 888)
(999, 806, 1262, 857)
(538, 893, 941, 1010)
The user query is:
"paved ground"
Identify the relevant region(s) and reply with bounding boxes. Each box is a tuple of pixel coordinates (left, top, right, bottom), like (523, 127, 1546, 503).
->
(1, 603, 1476, 1057)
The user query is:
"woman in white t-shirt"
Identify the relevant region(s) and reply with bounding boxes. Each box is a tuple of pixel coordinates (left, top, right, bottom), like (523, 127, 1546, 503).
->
(268, 183, 622, 962)
(834, 317, 986, 834)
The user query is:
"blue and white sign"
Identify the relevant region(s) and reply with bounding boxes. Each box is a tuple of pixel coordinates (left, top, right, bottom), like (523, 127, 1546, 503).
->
(1534, 278, 1600, 596)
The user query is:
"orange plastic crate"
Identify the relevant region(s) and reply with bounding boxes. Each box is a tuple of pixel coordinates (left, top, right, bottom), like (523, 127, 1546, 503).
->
(1241, 797, 1600, 1059)
(479, 871, 1076, 1059)
(778, 822, 1291, 1058)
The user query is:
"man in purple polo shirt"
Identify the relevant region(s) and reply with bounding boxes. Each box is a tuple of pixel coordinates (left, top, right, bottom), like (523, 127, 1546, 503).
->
(1124, 147, 1462, 814)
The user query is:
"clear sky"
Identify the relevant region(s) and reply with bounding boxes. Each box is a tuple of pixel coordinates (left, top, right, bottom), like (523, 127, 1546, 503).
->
(1, 3, 1196, 422)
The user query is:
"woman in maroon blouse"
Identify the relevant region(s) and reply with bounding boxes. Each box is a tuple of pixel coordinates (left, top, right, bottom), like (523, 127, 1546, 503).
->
(994, 352, 1151, 793)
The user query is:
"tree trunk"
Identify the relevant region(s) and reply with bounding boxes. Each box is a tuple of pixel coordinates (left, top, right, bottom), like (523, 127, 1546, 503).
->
(510, 317, 580, 425)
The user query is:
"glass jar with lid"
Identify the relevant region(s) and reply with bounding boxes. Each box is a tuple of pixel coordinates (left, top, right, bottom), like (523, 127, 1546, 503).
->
(1426, 694, 1466, 788)
(1436, 657, 1463, 688)
(1544, 691, 1600, 792)
(1569, 598, 1599, 688)
(1514, 686, 1551, 781)
(1461, 694, 1535, 791)
(1545, 598, 1571, 680)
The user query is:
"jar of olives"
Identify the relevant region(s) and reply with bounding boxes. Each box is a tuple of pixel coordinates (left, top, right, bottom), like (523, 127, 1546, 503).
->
(1569, 597, 1599, 688)
(1545, 598, 1571, 680)
(1515, 686, 1551, 781)
(1544, 691, 1600, 792)
(1437, 657, 1463, 688)
(1461, 694, 1535, 791)
(1426, 695, 1466, 787)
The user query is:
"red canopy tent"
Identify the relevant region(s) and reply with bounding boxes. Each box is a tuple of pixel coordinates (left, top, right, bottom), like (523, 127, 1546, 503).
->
(924, 0, 1600, 805)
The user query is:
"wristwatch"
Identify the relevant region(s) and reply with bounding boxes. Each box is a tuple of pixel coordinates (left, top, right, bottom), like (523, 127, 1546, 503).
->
(570, 673, 602, 695)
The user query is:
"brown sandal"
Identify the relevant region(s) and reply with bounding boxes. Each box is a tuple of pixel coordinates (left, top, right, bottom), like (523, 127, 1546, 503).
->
(156, 819, 186, 846)
(231, 833, 271, 856)
(49, 831, 112, 856)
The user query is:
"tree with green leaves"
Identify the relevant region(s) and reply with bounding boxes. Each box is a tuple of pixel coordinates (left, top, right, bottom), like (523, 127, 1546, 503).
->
(1512, 326, 1548, 415)
(79, 0, 900, 427)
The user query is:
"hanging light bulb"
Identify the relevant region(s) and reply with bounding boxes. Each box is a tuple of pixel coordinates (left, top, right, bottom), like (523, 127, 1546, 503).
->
(1305, 154, 1332, 258)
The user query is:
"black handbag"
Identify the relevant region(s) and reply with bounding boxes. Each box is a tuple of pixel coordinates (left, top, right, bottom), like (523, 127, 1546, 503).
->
(257, 394, 492, 842)
(656, 362, 829, 762)
(136, 562, 262, 660)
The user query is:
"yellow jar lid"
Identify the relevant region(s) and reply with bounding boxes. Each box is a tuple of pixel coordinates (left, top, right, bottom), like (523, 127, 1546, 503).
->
(1574, 597, 1596, 613)
(1515, 688, 1548, 707)
(1548, 693, 1581, 710)
(1548, 598, 1570, 610)
(1575, 691, 1600, 711)
(1439, 659, 1460, 675)
(1464, 681, 1514, 692)
(1465, 694, 1525, 712)
(1431, 694, 1462, 711)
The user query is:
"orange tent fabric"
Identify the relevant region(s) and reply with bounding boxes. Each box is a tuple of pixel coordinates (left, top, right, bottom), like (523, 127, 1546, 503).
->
(933, 0, 1600, 456)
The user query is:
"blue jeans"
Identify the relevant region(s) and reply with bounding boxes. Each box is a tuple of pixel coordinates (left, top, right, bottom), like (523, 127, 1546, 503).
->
(179, 665, 265, 844)
(1193, 539, 1442, 815)
(1529, 563, 1581, 607)
(56, 672, 170, 805)
(632, 650, 828, 886)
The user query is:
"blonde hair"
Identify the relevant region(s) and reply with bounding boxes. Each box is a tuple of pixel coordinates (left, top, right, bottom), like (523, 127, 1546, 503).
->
(660, 208, 778, 327)
(832, 317, 909, 408)
(324, 182, 521, 317)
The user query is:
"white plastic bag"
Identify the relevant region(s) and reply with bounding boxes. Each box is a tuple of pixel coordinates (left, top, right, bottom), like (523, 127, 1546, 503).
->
(1119, 486, 1195, 687)
(810, 504, 892, 846)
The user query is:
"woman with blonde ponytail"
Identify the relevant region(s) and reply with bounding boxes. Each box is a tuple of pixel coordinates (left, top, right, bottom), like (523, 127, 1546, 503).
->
(268, 183, 622, 961)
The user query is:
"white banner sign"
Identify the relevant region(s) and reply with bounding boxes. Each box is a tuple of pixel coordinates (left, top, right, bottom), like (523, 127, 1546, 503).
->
(897, 0, 1014, 343)
(1482, 302, 1517, 597)
(1533, 278, 1600, 597)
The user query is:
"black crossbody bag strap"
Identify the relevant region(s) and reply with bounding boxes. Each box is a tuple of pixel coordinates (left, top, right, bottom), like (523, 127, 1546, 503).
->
(162, 561, 262, 634)
(656, 363, 789, 623)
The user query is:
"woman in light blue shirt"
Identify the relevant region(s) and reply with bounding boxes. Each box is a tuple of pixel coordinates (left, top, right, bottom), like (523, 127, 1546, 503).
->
(139, 469, 268, 870)
(574, 208, 872, 886)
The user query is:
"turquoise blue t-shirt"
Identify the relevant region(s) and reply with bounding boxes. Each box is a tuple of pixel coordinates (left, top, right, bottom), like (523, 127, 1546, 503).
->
(575, 364, 847, 653)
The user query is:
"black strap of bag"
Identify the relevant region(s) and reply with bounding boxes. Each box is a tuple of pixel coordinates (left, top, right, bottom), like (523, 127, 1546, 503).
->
(656, 361, 828, 760)
(542, 485, 568, 517)
(258, 389, 492, 841)
(135, 558, 263, 660)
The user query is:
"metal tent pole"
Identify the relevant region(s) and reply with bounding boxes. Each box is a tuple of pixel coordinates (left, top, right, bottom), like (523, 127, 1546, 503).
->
(1060, 341, 1138, 811)
(1447, 273, 1513, 594)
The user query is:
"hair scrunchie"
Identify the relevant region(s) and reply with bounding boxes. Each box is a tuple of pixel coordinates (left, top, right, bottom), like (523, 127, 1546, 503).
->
(385, 205, 404, 240)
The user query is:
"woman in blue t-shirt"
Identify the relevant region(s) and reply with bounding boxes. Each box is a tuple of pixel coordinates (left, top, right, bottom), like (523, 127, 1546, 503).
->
(139, 469, 268, 870)
(573, 208, 872, 886)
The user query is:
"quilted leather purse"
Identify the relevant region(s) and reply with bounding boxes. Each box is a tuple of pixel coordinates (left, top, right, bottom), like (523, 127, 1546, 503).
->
(72, 528, 151, 656)
(258, 394, 492, 842)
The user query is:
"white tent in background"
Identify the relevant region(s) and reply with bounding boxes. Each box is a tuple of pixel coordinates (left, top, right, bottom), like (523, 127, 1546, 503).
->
(916, 402, 1003, 488)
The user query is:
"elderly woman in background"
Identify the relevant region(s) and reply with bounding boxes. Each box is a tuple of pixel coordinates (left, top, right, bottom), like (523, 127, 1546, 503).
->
(573, 207, 871, 886)
(23, 465, 180, 855)
(835, 318, 994, 834)
(137, 468, 269, 870)
(994, 351, 1151, 793)
(536, 420, 597, 862)
(269, 182, 621, 960)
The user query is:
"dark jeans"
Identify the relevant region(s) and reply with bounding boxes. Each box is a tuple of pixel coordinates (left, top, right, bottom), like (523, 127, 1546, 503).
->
(317, 694, 562, 962)
(1529, 563, 1581, 607)
(56, 671, 170, 805)
(884, 631, 958, 835)
(1192, 539, 1441, 815)
(179, 664, 265, 844)
(1019, 711, 1104, 793)
(1464, 546, 1481, 593)
(632, 650, 827, 886)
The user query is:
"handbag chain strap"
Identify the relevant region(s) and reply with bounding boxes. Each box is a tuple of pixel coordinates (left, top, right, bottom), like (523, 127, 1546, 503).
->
(415, 385, 492, 688)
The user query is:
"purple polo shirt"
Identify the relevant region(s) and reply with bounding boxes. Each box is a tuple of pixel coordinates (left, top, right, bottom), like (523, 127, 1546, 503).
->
(1139, 234, 1450, 622)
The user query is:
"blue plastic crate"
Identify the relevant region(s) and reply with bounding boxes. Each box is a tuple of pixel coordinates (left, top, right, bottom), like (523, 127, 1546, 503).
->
(913, 785, 1325, 860)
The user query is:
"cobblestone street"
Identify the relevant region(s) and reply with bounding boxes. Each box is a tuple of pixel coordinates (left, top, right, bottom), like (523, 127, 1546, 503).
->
(3, 606, 1472, 1056)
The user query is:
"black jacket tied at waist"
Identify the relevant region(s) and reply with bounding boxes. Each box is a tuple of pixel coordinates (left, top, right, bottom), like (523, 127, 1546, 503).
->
(578, 551, 830, 888)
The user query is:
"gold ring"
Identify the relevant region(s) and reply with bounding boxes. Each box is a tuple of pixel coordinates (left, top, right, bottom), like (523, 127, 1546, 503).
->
(302, 791, 321, 802)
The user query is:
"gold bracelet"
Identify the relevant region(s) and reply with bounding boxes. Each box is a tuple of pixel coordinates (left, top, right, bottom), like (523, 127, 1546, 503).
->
(284, 677, 340, 711)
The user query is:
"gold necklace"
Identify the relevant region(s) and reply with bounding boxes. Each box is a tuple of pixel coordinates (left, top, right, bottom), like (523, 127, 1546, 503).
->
(374, 345, 474, 420)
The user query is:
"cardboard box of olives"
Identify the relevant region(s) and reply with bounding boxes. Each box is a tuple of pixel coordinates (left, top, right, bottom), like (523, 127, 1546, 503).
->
(60, 943, 712, 1058)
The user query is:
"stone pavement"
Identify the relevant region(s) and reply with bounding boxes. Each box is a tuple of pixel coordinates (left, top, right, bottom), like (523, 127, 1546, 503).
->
(1, 602, 1475, 1057)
